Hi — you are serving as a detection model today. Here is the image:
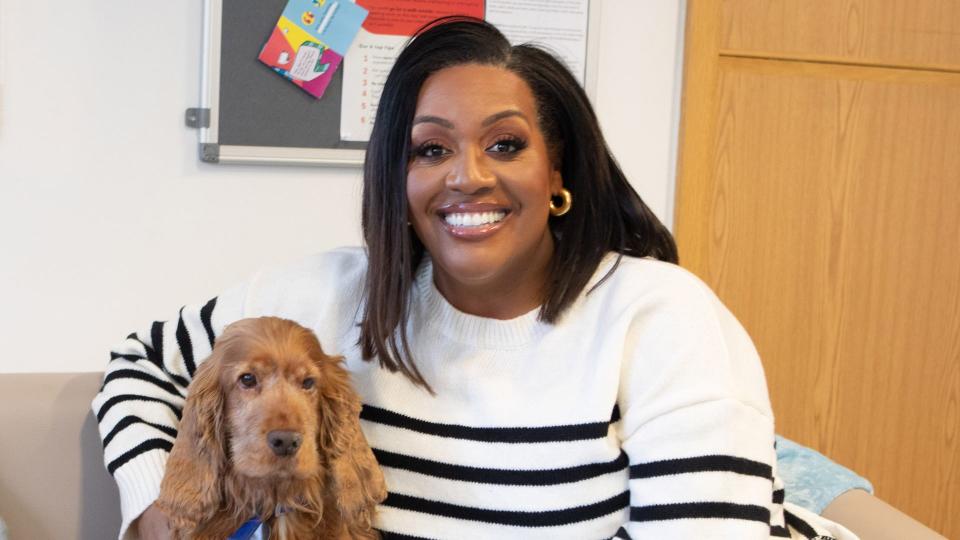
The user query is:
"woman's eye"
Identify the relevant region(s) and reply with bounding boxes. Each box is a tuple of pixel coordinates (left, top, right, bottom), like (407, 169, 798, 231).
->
(239, 373, 257, 388)
(302, 377, 315, 390)
(487, 138, 526, 154)
(414, 143, 449, 160)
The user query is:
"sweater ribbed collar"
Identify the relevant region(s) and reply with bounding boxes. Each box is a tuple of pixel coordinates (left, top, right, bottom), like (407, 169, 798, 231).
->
(413, 257, 546, 349)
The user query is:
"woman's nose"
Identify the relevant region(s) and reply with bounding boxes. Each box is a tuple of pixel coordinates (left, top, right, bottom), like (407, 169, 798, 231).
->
(446, 146, 495, 193)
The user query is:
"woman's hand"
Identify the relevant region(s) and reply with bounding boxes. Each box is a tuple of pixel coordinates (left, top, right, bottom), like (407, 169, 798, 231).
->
(135, 503, 173, 540)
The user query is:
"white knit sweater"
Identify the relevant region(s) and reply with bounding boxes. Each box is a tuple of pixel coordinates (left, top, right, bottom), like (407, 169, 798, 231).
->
(92, 247, 854, 539)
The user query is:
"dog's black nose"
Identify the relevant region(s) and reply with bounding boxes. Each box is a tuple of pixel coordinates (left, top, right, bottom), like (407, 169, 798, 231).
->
(267, 430, 302, 457)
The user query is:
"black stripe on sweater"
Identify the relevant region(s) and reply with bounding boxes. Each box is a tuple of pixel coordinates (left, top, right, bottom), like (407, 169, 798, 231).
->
(382, 490, 629, 527)
(102, 415, 178, 448)
(96, 394, 182, 423)
(630, 455, 772, 480)
(175, 307, 197, 377)
(108, 350, 190, 389)
(771, 524, 792, 537)
(361, 405, 609, 443)
(377, 532, 435, 540)
(102, 369, 185, 399)
(200, 297, 218, 347)
(106, 438, 174, 475)
(773, 488, 785, 504)
(110, 352, 144, 362)
(373, 448, 628, 486)
(150, 321, 165, 366)
(785, 509, 821, 539)
(612, 526, 633, 539)
(125, 332, 160, 367)
(630, 502, 770, 524)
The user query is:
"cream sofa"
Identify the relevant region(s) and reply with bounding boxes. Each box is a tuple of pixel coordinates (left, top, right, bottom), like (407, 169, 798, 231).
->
(0, 373, 120, 539)
(0, 373, 945, 540)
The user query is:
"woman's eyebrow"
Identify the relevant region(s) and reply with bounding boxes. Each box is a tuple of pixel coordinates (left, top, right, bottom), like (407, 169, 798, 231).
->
(412, 110, 528, 130)
(412, 115, 454, 128)
(482, 109, 527, 127)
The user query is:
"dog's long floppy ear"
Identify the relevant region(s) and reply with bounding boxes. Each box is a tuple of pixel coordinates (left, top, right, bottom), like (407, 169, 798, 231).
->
(315, 351, 388, 534)
(157, 351, 227, 530)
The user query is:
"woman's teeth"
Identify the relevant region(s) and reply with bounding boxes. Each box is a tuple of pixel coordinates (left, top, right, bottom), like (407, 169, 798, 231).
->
(444, 211, 506, 227)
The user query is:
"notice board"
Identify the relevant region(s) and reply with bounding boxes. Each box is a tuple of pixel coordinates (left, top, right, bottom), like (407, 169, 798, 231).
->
(191, 0, 600, 166)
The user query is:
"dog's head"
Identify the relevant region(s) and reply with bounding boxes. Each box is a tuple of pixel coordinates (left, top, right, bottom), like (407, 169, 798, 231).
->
(216, 317, 328, 479)
(158, 317, 383, 532)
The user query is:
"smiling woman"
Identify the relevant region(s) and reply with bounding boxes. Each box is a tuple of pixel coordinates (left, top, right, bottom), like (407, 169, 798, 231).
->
(94, 16, 858, 540)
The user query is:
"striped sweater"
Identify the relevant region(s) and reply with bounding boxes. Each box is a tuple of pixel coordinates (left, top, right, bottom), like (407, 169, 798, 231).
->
(92, 247, 854, 539)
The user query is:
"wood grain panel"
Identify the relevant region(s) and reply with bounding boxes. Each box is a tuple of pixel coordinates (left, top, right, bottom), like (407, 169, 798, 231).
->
(674, 0, 721, 256)
(721, 0, 960, 71)
(684, 57, 960, 536)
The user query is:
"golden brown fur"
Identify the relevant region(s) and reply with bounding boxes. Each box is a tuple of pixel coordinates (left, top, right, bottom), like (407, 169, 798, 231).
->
(157, 317, 387, 539)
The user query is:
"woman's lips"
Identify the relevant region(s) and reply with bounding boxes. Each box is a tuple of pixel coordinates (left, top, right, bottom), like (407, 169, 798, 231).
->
(436, 203, 511, 240)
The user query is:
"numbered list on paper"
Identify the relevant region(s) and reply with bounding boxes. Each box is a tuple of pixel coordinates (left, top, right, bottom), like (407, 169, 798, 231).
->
(340, 30, 406, 142)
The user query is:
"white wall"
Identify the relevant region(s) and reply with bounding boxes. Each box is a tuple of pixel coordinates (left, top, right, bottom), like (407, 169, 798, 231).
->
(596, 0, 685, 231)
(0, 0, 684, 373)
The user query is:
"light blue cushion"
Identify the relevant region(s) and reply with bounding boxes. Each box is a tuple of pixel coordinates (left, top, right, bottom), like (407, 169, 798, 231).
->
(776, 435, 874, 514)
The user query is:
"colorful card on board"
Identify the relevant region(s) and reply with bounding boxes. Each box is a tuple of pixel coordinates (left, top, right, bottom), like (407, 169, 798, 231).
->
(258, 0, 368, 100)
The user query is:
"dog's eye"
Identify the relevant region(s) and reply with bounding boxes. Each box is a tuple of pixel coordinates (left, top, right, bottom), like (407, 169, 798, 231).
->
(239, 373, 258, 388)
(302, 377, 315, 390)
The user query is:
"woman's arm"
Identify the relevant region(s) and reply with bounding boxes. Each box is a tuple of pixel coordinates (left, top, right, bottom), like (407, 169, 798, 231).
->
(614, 399, 778, 538)
(607, 269, 846, 539)
(608, 277, 776, 537)
(91, 284, 248, 540)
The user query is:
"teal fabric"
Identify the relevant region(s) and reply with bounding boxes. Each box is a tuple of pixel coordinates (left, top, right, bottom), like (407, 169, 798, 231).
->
(776, 435, 874, 514)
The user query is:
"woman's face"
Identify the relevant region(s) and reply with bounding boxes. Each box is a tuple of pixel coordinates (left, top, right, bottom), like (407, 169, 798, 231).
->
(406, 63, 562, 309)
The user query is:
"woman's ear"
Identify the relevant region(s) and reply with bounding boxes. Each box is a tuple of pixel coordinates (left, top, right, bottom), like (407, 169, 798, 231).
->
(316, 353, 388, 534)
(157, 353, 227, 530)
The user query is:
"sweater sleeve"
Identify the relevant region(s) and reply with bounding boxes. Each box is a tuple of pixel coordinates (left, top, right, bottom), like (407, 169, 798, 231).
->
(611, 272, 781, 539)
(90, 281, 250, 540)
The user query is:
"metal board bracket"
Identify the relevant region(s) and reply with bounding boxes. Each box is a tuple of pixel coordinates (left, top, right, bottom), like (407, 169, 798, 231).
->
(185, 108, 211, 128)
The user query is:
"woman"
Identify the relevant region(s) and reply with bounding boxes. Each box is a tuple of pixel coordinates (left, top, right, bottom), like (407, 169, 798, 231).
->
(95, 18, 854, 539)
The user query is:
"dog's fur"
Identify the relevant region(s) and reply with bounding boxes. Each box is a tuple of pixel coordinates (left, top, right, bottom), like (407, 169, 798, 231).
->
(157, 317, 387, 539)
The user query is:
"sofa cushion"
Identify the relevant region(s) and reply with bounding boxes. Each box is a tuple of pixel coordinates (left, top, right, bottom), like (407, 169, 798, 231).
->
(0, 372, 121, 540)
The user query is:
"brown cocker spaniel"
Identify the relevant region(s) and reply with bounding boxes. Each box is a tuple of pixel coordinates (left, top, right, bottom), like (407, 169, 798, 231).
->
(157, 317, 387, 539)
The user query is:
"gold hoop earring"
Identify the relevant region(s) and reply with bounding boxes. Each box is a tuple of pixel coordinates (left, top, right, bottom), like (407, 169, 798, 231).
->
(549, 188, 572, 217)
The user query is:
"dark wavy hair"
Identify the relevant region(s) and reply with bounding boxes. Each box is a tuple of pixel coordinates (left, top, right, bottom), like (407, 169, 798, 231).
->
(359, 17, 677, 389)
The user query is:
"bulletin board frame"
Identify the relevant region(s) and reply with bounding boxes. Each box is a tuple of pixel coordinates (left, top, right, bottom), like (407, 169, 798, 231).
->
(192, 0, 602, 167)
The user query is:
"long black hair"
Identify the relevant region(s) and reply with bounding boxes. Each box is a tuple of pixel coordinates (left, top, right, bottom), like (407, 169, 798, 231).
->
(360, 17, 677, 389)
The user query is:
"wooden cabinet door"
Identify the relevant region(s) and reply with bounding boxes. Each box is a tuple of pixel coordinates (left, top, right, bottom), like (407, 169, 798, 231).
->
(675, 1, 960, 536)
